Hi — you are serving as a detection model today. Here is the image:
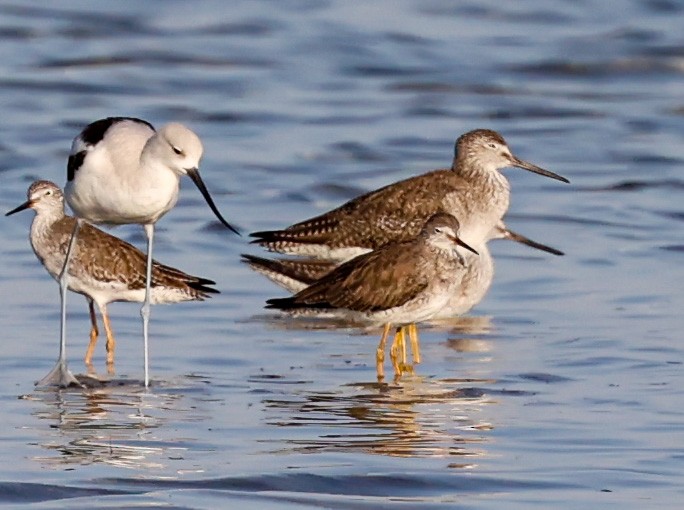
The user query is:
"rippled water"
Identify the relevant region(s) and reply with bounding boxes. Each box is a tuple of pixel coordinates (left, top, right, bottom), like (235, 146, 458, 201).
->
(0, 0, 683, 508)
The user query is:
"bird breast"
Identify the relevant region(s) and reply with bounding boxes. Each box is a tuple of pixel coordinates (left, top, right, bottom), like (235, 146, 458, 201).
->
(67, 165, 180, 224)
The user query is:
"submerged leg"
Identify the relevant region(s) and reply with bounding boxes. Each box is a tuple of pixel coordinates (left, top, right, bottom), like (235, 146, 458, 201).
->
(401, 327, 407, 366)
(84, 298, 99, 366)
(399, 326, 415, 374)
(38, 219, 82, 387)
(399, 327, 408, 366)
(376, 323, 392, 382)
(408, 323, 421, 364)
(389, 326, 403, 380)
(99, 303, 116, 375)
(391, 327, 415, 377)
(141, 223, 154, 388)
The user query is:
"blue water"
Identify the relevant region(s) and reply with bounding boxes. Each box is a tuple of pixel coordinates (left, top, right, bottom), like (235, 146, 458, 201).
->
(0, 0, 683, 508)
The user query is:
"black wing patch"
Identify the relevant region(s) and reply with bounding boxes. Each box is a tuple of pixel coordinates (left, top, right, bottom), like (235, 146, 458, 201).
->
(67, 151, 85, 181)
(79, 117, 155, 147)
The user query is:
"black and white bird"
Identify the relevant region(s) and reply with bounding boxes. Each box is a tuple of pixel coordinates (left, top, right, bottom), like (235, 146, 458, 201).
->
(56, 117, 238, 387)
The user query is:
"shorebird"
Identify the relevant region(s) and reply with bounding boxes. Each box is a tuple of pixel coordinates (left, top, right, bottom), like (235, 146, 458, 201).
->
(243, 221, 562, 296)
(265, 213, 478, 381)
(246, 222, 563, 368)
(59, 117, 238, 387)
(6, 181, 219, 385)
(250, 129, 569, 261)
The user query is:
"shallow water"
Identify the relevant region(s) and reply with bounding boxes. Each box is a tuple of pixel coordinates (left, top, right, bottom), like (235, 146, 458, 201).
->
(0, 0, 683, 508)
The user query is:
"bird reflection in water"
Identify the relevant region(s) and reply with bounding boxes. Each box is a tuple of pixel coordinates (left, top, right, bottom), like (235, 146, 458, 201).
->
(23, 376, 211, 471)
(437, 315, 495, 356)
(262, 376, 495, 462)
(257, 315, 502, 461)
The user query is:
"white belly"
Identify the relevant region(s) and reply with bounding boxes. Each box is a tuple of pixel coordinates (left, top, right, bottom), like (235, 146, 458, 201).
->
(66, 149, 180, 225)
(67, 181, 179, 225)
(431, 245, 494, 319)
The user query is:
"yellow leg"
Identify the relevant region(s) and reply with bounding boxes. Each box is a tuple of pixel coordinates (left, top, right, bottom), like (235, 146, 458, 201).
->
(84, 299, 98, 366)
(100, 305, 116, 371)
(389, 326, 404, 380)
(390, 327, 404, 365)
(400, 327, 407, 366)
(396, 326, 415, 376)
(376, 324, 392, 382)
(408, 323, 421, 364)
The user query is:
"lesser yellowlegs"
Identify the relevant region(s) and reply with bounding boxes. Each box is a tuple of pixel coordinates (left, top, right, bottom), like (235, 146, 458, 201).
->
(265, 213, 478, 381)
(7, 181, 218, 385)
(247, 220, 563, 368)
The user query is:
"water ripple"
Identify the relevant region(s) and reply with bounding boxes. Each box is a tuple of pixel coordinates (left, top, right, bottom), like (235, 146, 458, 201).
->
(1, 0, 682, 508)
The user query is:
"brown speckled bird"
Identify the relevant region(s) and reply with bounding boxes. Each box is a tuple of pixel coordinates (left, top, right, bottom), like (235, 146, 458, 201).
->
(246, 220, 562, 370)
(6, 180, 218, 385)
(250, 129, 568, 261)
(265, 213, 478, 381)
(244, 221, 562, 296)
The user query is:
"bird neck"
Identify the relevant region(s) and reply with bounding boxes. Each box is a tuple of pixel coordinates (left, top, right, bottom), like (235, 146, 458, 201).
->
(31, 205, 66, 233)
(426, 238, 459, 259)
(450, 156, 511, 218)
(140, 137, 182, 180)
(452, 154, 507, 186)
(138, 151, 182, 189)
(440, 161, 509, 245)
(30, 208, 72, 258)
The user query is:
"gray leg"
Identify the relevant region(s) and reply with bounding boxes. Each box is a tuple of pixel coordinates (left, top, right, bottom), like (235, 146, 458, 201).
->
(37, 219, 82, 388)
(141, 223, 154, 388)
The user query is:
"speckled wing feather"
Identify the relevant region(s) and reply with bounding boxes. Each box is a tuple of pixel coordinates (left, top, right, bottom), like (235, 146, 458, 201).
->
(241, 254, 335, 286)
(267, 242, 429, 312)
(252, 169, 466, 250)
(54, 217, 217, 299)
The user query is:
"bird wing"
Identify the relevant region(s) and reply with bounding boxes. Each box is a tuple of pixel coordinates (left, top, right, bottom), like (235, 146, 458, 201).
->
(67, 220, 216, 295)
(288, 244, 430, 312)
(252, 169, 467, 249)
(241, 254, 335, 285)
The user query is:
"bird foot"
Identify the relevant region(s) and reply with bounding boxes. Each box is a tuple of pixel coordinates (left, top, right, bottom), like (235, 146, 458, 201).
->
(376, 347, 386, 381)
(36, 359, 83, 388)
(85, 361, 96, 377)
(391, 363, 415, 382)
(399, 363, 415, 374)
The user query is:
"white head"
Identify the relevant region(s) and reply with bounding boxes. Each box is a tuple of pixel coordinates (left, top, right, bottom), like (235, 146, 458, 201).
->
(145, 122, 239, 234)
(151, 122, 204, 176)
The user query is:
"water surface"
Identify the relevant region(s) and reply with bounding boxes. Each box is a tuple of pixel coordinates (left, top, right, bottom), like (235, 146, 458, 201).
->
(0, 0, 683, 508)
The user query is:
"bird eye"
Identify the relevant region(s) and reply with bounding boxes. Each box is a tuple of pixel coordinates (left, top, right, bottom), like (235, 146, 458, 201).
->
(45, 190, 52, 196)
(172, 146, 183, 155)
(435, 227, 443, 233)
(488, 143, 497, 149)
